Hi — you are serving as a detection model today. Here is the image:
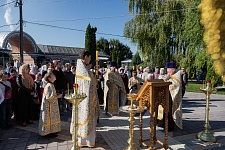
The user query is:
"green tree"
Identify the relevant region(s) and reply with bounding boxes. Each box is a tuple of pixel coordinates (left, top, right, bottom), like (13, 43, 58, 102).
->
(117, 50, 122, 68)
(180, 0, 205, 78)
(131, 51, 142, 66)
(120, 44, 133, 61)
(96, 37, 110, 55)
(124, 0, 216, 80)
(156, 47, 167, 68)
(109, 39, 133, 67)
(97, 38, 133, 67)
(124, 0, 186, 66)
(85, 23, 97, 66)
(109, 39, 120, 64)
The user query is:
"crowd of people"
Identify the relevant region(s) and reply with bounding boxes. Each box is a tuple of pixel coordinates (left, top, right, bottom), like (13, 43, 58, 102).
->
(0, 50, 188, 147)
(0, 61, 74, 130)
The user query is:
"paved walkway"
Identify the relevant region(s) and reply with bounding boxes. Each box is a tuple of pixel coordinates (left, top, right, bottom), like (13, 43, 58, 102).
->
(0, 92, 224, 150)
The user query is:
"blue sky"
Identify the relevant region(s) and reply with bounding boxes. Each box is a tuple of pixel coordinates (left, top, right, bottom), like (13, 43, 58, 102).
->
(0, 0, 137, 54)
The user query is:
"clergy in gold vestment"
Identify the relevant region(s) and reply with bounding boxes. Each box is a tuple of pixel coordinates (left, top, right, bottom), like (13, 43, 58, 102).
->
(158, 62, 182, 131)
(70, 51, 99, 148)
(104, 62, 127, 116)
(38, 73, 61, 136)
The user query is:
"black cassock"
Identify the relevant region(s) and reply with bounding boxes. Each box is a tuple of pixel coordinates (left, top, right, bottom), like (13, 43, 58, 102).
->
(16, 75, 33, 123)
(157, 95, 175, 132)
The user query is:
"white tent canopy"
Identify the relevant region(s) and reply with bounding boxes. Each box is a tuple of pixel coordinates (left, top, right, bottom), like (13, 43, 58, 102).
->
(99, 57, 109, 60)
(121, 59, 132, 63)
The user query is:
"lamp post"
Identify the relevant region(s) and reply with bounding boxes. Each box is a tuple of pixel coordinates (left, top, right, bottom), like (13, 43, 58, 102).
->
(15, 0, 24, 63)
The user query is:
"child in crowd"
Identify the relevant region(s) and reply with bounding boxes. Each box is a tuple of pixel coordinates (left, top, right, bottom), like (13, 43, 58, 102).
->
(8, 69, 19, 119)
(31, 73, 43, 120)
(38, 72, 62, 137)
(0, 71, 12, 129)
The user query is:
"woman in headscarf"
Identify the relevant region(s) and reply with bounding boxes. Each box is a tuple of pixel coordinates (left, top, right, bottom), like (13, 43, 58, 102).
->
(158, 68, 166, 79)
(30, 65, 38, 80)
(16, 64, 34, 126)
(40, 65, 47, 77)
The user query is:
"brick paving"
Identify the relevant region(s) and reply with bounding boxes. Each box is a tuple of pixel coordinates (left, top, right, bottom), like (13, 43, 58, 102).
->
(0, 92, 224, 150)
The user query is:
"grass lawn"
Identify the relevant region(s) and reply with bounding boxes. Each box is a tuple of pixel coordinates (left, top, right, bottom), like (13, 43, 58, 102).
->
(186, 83, 225, 95)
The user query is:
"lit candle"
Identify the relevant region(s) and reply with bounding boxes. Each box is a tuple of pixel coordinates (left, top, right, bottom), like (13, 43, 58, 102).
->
(73, 83, 78, 95)
(96, 50, 98, 61)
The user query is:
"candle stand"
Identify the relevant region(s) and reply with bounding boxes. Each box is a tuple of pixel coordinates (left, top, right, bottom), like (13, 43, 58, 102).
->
(64, 91, 87, 150)
(197, 82, 217, 142)
(120, 93, 142, 150)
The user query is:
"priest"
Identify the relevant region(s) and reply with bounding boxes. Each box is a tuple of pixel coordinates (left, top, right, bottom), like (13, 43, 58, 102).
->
(157, 62, 183, 131)
(104, 62, 127, 116)
(70, 50, 99, 148)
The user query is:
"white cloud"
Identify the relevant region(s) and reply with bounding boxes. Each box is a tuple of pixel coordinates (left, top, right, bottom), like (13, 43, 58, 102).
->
(4, 0, 14, 31)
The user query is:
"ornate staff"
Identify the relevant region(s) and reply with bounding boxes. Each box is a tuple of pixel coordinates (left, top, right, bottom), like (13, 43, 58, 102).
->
(95, 50, 100, 123)
(95, 50, 99, 78)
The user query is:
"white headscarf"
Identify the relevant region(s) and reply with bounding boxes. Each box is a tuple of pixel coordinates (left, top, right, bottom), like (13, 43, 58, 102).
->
(160, 68, 165, 75)
(30, 65, 38, 75)
(41, 65, 47, 73)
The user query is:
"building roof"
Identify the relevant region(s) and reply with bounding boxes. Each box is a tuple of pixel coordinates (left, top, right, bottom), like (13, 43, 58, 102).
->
(37, 44, 83, 55)
(37, 44, 109, 58)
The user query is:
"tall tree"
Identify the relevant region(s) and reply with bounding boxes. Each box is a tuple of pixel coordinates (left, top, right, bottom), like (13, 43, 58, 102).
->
(85, 23, 97, 66)
(109, 39, 133, 67)
(124, 0, 217, 79)
(124, 0, 186, 66)
(180, 0, 205, 77)
(97, 38, 133, 67)
(109, 39, 120, 64)
(131, 51, 142, 66)
(120, 44, 133, 61)
(96, 37, 110, 55)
